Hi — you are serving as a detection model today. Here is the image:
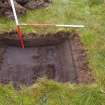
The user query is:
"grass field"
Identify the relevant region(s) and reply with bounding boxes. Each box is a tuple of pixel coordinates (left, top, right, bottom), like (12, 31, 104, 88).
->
(0, 0, 105, 104)
(0, 79, 105, 105)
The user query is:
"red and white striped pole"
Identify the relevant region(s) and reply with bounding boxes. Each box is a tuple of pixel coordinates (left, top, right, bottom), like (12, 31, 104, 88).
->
(10, 0, 25, 48)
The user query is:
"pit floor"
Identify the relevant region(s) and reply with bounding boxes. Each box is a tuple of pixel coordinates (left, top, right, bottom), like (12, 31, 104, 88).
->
(0, 33, 94, 87)
(0, 42, 77, 87)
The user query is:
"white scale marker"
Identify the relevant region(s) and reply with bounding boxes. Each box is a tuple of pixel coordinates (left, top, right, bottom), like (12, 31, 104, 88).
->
(10, 0, 19, 25)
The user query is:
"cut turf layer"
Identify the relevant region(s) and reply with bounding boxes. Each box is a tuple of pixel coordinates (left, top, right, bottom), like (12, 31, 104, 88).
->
(0, 32, 94, 88)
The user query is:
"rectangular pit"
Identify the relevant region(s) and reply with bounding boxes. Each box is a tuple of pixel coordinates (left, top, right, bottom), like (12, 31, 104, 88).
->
(0, 32, 93, 87)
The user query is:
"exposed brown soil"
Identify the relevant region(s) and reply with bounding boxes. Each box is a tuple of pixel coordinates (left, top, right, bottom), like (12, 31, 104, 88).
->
(0, 32, 94, 88)
(0, 0, 51, 19)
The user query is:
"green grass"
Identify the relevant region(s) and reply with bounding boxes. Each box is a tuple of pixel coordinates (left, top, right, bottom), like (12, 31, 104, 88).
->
(1, 79, 105, 105)
(1, 0, 105, 104)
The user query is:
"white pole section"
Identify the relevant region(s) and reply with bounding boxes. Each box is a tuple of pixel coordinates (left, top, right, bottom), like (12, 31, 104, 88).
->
(9, 0, 19, 25)
(56, 24, 85, 28)
(20, 23, 85, 28)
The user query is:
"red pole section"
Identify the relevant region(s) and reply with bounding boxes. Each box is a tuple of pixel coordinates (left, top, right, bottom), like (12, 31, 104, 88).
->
(16, 26, 25, 48)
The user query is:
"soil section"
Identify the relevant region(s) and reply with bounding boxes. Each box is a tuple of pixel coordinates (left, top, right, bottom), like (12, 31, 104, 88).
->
(0, 32, 94, 87)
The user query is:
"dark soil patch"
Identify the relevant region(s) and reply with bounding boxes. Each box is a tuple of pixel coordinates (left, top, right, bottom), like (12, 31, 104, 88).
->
(0, 0, 51, 19)
(0, 32, 94, 88)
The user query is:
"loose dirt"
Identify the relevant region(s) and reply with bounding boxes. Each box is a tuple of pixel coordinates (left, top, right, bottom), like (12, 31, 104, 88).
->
(0, 0, 51, 19)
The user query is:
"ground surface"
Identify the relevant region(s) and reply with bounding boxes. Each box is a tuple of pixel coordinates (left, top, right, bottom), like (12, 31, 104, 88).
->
(0, 0, 105, 105)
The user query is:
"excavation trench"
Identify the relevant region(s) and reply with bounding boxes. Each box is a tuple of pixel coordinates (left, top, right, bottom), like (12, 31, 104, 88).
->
(0, 32, 93, 88)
